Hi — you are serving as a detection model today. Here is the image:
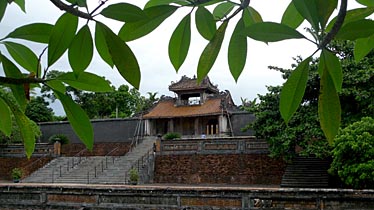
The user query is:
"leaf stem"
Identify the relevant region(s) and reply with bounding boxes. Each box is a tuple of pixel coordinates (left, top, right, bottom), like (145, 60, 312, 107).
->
(0, 76, 45, 85)
(50, 0, 93, 20)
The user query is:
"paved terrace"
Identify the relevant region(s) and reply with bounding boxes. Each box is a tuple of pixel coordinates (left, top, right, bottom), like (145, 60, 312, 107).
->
(0, 183, 373, 209)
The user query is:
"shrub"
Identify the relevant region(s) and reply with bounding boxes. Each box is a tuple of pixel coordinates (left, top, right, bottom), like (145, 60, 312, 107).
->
(129, 168, 139, 184)
(11, 168, 23, 180)
(48, 134, 69, 145)
(163, 132, 181, 140)
(329, 117, 374, 189)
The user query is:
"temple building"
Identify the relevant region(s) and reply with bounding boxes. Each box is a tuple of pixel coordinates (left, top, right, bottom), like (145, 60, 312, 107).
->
(143, 76, 243, 137)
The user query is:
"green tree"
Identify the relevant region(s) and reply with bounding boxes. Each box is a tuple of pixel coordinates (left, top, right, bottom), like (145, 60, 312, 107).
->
(329, 117, 374, 189)
(25, 96, 54, 122)
(1, 0, 374, 157)
(248, 41, 374, 160)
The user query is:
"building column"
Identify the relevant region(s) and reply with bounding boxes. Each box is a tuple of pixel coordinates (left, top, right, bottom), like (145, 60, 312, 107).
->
(145, 120, 152, 135)
(194, 118, 199, 135)
(168, 119, 174, 133)
(218, 115, 228, 134)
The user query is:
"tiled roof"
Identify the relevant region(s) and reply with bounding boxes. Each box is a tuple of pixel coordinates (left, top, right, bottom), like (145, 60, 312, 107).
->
(143, 98, 223, 119)
(169, 76, 219, 93)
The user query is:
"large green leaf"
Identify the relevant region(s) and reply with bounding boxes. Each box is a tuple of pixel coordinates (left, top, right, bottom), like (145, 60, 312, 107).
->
(197, 21, 228, 82)
(316, 0, 337, 29)
(3, 41, 40, 75)
(243, 22, 305, 42)
(48, 13, 78, 66)
(68, 25, 93, 75)
(319, 50, 342, 92)
(169, 14, 191, 71)
(14, 0, 25, 12)
(326, 7, 374, 32)
(54, 91, 93, 151)
(0, 1, 7, 22)
(66, 0, 86, 7)
(280, 57, 311, 124)
(281, 2, 304, 29)
(144, 0, 189, 8)
(335, 19, 374, 40)
(0, 94, 35, 158)
(228, 19, 247, 82)
(101, 3, 146, 22)
(356, 0, 374, 6)
(95, 22, 114, 68)
(46, 80, 66, 94)
(119, 5, 177, 42)
(242, 6, 263, 27)
(4, 23, 53, 43)
(0, 97, 12, 137)
(57, 72, 112, 92)
(195, 6, 216, 40)
(103, 24, 141, 89)
(318, 68, 341, 145)
(0, 54, 27, 111)
(354, 35, 374, 62)
(293, 0, 320, 30)
(212, 2, 235, 20)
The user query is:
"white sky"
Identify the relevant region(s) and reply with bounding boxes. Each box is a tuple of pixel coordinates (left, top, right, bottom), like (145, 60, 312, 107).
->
(0, 0, 364, 115)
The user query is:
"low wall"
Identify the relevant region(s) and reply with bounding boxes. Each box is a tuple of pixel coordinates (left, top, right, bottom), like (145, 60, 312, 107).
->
(39, 118, 143, 143)
(0, 143, 54, 157)
(0, 184, 373, 209)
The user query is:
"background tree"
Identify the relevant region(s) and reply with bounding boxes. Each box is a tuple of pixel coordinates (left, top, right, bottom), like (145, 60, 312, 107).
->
(1, 0, 374, 157)
(247, 41, 374, 160)
(329, 117, 374, 189)
(25, 96, 54, 122)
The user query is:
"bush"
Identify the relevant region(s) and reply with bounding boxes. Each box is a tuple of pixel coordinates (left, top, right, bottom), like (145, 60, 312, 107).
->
(329, 117, 374, 189)
(163, 132, 181, 140)
(48, 134, 69, 145)
(129, 168, 139, 184)
(11, 168, 23, 180)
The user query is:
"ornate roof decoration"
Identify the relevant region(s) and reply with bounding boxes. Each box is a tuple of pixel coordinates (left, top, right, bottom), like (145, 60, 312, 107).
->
(169, 75, 219, 93)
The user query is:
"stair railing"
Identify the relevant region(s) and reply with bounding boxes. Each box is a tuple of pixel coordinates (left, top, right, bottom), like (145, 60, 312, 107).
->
(21, 154, 52, 178)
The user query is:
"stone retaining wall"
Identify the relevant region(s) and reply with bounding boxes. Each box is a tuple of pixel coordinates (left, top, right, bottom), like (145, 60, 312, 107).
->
(0, 184, 373, 209)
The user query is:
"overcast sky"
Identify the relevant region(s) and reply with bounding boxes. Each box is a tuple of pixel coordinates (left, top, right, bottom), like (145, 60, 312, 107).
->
(0, 0, 363, 115)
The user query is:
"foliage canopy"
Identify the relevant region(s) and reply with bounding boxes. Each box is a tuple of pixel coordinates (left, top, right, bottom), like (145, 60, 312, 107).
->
(1, 0, 374, 157)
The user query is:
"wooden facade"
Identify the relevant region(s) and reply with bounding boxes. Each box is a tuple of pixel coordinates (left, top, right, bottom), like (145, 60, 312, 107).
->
(144, 76, 237, 137)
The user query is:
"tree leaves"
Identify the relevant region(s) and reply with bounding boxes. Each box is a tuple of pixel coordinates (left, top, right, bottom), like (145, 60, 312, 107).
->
(242, 6, 263, 27)
(280, 57, 311, 124)
(243, 22, 305, 42)
(48, 12, 78, 67)
(95, 22, 114, 68)
(0, 97, 11, 137)
(292, 0, 320, 30)
(99, 23, 141, 89)
(3, 41, 40, 75)
(101, 3, 146, 22)
(54, 90, 93, 151)
(319, 67, 341, 145)
(68, 25, 93, 75)
(228, 19, 247, 82)
(4, 23, 53, 43)
(281, 2, 304, 29)
(319, 50, 343, 93)
(0, 0, 7, 22)
(119, 5, 177, 42)
(356, 0, 374, 6)
(0, 54, 27, 111)
(169, 14, 191, 71)
(212, 2, 234, 20)
(195, 6, 216, 40)
(354, 35, 374, 62)
(14, 0, 25, 12)
(335, 19, 374, 40)
(326, 7, 374, 32)
(197, 21, 228, 82)
(57, 72, 112, 92)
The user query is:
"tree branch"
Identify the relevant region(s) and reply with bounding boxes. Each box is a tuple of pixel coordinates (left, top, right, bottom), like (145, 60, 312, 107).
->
(50, 0, 93, 20)
(319, 0, 347, 49)
(0, 76, 45, 85)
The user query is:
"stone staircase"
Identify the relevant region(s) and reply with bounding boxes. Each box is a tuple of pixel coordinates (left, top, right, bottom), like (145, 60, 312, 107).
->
(23, 137, 156, 184)
(281, 156, 330, 188)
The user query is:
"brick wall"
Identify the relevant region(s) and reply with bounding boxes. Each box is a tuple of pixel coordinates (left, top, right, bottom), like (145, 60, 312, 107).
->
(154, 154, 286, 185)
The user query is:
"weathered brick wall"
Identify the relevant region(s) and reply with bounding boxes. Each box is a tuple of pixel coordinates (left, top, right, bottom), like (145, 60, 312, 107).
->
(0, 157, 53, 181)
(0, 184, 373, 209)
(154, 154, 286, 185)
